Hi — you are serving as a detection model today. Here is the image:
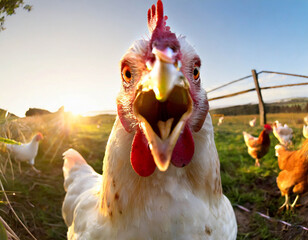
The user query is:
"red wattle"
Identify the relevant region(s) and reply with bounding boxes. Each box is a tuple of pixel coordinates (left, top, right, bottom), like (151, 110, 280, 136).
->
(131, 128, 156, 177)
(171, 125, 194, 168)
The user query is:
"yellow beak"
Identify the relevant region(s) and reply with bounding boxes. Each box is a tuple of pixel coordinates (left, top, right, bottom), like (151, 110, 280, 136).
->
(141, 47, 189, 102)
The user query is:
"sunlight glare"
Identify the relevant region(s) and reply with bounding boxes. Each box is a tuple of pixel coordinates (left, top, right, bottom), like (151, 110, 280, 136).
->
(63, 96, 91, 116)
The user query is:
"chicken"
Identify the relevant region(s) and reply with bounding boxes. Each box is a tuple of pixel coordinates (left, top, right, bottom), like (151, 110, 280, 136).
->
(303, 125, 308, 139)
(6, 133, 43, 173)
(273, 120, 293, 147)
(217, 116, 224, 126)
(249, 117, 256, 127)
(62, 1, 237, 239)
(275, 139, 308, 210)
(243, 124, 273, 167)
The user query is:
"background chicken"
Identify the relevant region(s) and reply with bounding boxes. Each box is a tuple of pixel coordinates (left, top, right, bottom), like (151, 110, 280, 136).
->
(62, 1, 237, 239)
(6, 133, 43, 173)
(249, 117, 256, 127)
(303, 125, 308, 139)
(217, 116, 224, 126)
(273, 120, 293, 147)
(275, 139, 308, 210)
(243, 124, 272, 167)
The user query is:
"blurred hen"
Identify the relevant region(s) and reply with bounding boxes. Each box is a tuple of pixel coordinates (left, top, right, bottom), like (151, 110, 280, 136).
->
(6, 133, 43, 173)
(273, 120, 293, 147)
(249, 117, 256, 127)
(243, 124, 272, 167)
(217, 116, 224, 126)
(275, 139, 308, 210)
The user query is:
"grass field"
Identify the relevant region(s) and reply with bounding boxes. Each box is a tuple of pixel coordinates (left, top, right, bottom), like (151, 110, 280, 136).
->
(0, 111, 307, 239)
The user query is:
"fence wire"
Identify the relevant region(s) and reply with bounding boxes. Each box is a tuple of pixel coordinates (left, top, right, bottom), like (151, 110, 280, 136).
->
(207, 70, 308, 101)
(207, 74, 252, 93)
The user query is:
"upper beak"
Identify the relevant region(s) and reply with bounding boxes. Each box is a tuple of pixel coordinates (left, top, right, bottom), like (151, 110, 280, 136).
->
(141, 47, 189, 102)
(133, 47, 193, 171)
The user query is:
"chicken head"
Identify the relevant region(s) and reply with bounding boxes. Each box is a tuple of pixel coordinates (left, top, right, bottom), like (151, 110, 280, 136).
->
(116, 0, 209, 176)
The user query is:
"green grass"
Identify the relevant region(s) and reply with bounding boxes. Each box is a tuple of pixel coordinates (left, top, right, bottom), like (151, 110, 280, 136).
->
(0, 112, 307, 239)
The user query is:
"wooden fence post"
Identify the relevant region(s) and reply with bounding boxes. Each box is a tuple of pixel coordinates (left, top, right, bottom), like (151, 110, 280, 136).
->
(252, 69, 266, 125)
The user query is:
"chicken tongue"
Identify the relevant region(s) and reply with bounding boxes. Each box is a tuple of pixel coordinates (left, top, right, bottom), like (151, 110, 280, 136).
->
(139, 112, 188, 171)
(157, 118, 174, 140)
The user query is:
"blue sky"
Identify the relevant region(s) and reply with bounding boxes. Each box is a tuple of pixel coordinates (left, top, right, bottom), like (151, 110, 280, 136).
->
(0, 0, 307, 116)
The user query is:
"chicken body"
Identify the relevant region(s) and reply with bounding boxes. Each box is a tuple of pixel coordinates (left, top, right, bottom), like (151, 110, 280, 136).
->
(275, 139, 308, 210)
(63, 116, 237, 239)
(243, 125, 272, 167)
(273, 121, 293, 147)
(62, 1, 237, 239)
(6, 133, 43, 172)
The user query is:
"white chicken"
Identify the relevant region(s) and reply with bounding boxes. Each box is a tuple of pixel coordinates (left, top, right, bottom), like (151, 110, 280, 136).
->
(62, 1, 237, 239)
(273, 120, 293, 147)
(249, 117, 256, 127)
(6, 133, 43, 173)
(303, 125, 308, 139)
(217, 116, 224, 126)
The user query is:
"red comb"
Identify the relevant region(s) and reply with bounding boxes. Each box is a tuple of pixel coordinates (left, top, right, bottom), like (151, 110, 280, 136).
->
(147, 0, 169, 33)
(264, 124, 272, 131)
(36, 132, 44, 140)
(147, 0, 179, 53)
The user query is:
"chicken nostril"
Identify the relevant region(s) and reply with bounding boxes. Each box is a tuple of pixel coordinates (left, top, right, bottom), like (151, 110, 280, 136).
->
(174, 60, 182, 71)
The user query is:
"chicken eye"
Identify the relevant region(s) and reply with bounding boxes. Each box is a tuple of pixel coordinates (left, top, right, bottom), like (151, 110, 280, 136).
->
(193, 66, 200, 80)
(122, 65, 132, 83)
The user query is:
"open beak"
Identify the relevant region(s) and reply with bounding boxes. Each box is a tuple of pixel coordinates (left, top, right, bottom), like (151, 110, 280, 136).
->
(133, 47, 193, 171)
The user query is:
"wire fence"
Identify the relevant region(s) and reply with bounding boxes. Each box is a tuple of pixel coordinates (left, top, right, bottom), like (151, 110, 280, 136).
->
(208, 70, 308, 99)
(207, 70, 308, 125)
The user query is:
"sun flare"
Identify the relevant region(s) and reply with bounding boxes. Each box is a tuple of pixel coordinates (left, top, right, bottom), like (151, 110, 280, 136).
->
(62, 96, 92, 116)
